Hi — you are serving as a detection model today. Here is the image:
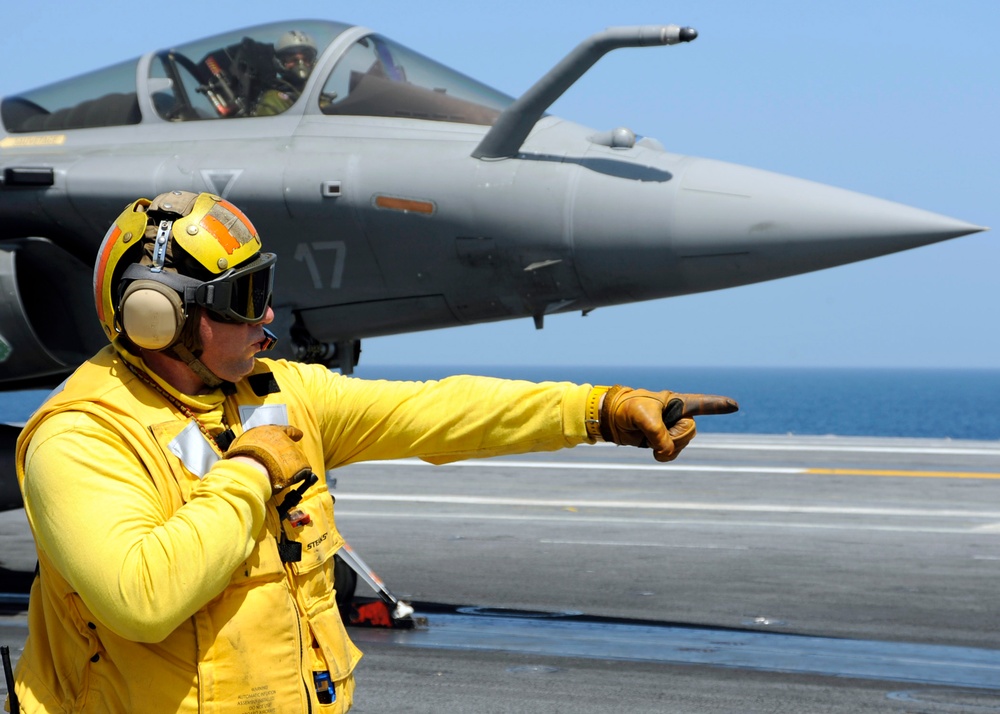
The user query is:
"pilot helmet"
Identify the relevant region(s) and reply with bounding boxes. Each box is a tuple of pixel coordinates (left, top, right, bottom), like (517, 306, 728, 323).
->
(94, 190, 275, 382)
(275, 30, 318, 88)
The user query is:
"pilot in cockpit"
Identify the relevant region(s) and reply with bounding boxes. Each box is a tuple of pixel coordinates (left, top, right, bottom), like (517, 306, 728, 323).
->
(253, 30, 318, 116)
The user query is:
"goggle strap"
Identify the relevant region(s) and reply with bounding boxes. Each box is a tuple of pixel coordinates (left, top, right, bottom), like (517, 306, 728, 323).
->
(121, 263, 203, 294)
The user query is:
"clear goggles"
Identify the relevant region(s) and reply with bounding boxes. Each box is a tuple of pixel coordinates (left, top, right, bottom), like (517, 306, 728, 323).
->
(121, 252, 276, 324)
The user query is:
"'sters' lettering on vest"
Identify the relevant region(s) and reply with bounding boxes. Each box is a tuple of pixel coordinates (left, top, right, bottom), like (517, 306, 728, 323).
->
(306, 532, 328, 550)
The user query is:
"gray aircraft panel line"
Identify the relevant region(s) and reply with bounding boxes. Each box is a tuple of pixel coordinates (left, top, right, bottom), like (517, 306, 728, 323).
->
(2, 433, 1000, 712)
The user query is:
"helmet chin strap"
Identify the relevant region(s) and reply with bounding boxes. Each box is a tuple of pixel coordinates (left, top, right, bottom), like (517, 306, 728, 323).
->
(168, 342, 225, 389)
(158, 304, 226, 389)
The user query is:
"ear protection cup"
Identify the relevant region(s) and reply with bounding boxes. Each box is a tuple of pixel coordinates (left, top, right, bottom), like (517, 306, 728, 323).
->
(119, 280, 186, 350)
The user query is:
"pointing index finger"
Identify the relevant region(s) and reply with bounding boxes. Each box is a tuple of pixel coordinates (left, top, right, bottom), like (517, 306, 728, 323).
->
(672, 393, 740, 421)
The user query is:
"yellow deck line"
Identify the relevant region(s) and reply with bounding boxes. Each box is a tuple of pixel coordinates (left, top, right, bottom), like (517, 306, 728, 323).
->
(807, 468, 1000, 480)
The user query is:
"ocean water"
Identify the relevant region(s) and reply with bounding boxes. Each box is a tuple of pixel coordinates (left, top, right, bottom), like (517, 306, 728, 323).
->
(353, 365, 1000, 442)
(2, 366, 999, 442)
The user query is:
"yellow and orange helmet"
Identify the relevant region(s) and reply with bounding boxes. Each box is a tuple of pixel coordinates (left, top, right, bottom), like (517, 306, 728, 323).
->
(93, 191, 275, 349)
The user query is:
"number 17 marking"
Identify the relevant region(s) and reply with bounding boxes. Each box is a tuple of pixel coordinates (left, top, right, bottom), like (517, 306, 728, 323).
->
(294, 241, 346, 289)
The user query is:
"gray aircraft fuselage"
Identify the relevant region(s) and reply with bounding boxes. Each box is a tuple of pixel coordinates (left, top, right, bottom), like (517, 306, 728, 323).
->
(0, 19, 985, 394)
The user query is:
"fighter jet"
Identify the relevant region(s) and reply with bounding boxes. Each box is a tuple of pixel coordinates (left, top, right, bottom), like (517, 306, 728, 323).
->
(0, 18, 985, 389)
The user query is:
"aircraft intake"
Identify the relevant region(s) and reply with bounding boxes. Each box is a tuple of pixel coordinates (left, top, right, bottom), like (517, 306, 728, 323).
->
(0, 238, 106, 387)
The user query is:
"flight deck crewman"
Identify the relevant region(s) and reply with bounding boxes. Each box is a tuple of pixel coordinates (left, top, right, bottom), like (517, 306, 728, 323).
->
(9, 190, 737, 713)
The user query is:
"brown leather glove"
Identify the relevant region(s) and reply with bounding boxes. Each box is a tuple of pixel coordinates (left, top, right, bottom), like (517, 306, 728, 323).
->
(600, 385, 739, 462)
(225, 425, 313, 494)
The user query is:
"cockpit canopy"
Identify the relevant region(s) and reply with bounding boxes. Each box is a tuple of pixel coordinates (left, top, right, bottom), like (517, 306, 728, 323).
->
(1, 20, 513, 133)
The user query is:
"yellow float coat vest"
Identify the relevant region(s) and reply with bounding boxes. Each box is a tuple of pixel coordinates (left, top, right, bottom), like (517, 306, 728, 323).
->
(12, 346, 592, 712)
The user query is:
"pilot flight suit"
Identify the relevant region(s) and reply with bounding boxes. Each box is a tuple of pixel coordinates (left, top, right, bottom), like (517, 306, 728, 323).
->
(13, 344, 595, 713)
(253, 89, 298, 116)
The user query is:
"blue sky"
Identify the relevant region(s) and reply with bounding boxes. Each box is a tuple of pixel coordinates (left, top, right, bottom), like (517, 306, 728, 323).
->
(2, 1, 996, 369)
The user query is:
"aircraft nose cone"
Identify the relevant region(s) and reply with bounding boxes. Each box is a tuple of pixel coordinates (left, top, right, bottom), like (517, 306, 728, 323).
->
(668, 157, 985, 292)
